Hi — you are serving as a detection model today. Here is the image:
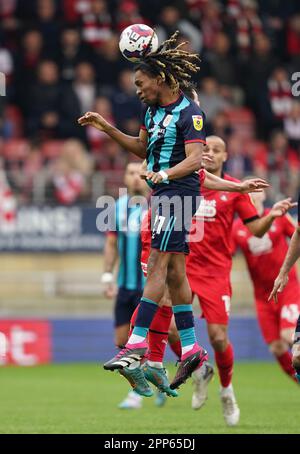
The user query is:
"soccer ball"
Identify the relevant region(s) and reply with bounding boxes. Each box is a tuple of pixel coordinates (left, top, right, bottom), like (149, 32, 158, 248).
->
(119, 24, 159, 62)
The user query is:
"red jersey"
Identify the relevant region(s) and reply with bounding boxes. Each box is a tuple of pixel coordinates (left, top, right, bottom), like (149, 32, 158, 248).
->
(140, 170, 206, 275)
(232, 210, 298, 297)
(186, 173, 259, 277)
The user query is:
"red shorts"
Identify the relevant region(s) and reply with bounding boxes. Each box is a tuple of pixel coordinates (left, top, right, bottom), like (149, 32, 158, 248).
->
(188, 272, 232, 325)
(255, 281, 300, 344)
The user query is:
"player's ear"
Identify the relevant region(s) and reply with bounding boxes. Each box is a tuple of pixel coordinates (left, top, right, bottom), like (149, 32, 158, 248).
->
(223, 151, 228, 163)
(156, 73, 165, 86)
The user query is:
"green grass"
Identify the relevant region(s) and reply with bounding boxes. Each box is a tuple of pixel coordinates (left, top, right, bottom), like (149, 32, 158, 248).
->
(0, 362, 299, 434)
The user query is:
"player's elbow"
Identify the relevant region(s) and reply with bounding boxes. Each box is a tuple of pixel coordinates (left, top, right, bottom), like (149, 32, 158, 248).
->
(247, 224, 264, 238)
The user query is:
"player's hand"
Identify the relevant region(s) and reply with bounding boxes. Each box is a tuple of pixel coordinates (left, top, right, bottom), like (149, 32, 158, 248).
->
(240, 178, 269, 193)
(104, 283, 117, 299)
(268, 272, 289, 303)
(270, 198, 297, 218)
(77, 111, 110, 131)
(144, 171, 163, 184)
(201, 152, 213, 166)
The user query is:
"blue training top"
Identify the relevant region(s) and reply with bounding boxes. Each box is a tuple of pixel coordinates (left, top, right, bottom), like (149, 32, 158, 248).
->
(113, 194, 146, 291)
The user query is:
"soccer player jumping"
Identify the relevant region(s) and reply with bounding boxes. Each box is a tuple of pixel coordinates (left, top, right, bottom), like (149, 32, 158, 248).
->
(78, 32, 208, 388)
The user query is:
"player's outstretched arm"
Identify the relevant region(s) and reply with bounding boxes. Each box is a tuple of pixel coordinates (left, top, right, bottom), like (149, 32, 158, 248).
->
(246, 198, 297, 238)
(78, 112, 147, 159)
(269, 226, 300, 303)
(203, 172, 269, 193)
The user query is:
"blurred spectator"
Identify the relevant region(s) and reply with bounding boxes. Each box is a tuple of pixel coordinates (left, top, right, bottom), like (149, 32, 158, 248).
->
(207, 110, 233, 142)
(200, 1, 223, 51)
(254, 130, 299, 200)
(287, 14, 300, 58)
(198, 77, 229, 122)
(111, 69, 140, 133)
(27, 60, 61, 139)
(35, 0, 61, 55)
(156, 5, 203, 53)
(81, 0, 113, 49)
(116, 0, 146, 33)
(224, 136, 253, 179)
(14, 30, 45, 113)
(232, 0, 263, 55)
(63, 0, 92, 23)
(47, 139, 93, 204)
(268, 67, 293, 122)
(58, 27, 94, 83)
(284, 101, 300, 151)
(87, 96, 115, 150)
(94, 33, 131, 91)
(205, 32, 238, 86)
(60, 61, 97, 140)
(0, 162, 16, 233)
(95, 138, 127, 170)
(0, 40, 13, 86)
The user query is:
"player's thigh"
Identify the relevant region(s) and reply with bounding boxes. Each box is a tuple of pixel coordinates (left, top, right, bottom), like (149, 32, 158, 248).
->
(278, 298, 300, 337)
(255, 299, 280, 344)
(189, 275, 231, 325)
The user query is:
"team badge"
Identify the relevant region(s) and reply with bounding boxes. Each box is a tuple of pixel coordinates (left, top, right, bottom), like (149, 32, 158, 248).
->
(192, 115, 203, 131)
(163, 114, 173, 127)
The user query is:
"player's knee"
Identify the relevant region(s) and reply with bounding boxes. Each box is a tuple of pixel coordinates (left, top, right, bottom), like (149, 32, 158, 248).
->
(269, 340, 288, 357)
(280, 329, 294, 347)
(167, 264, 183, 287)
(209, 333, 227, 352)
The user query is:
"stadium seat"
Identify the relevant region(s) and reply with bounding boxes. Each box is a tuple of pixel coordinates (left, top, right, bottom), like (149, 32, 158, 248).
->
(41, 140, 65, 159)
(1, 139, 30, 161)
(226, 108, 255, 139)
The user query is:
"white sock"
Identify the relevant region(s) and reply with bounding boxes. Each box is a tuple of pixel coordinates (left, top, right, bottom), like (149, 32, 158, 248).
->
(182, 343, 195, 356)
(221, 383, 233, 393)
(127, 334, 145, 345)
(128, 390, 143, 401)
(147, 361, 163, 369)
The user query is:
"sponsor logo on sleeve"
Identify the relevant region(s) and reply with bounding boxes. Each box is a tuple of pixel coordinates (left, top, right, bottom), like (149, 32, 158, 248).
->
(192, 115, 203, 131)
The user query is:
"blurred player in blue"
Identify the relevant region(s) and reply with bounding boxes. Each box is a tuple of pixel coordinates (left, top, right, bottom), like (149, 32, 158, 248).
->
(101, 162, 150, 408)
(269, 193, 300, 383)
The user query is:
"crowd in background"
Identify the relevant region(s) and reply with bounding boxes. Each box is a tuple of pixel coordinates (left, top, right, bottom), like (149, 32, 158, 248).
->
(0, 0, 299, 207)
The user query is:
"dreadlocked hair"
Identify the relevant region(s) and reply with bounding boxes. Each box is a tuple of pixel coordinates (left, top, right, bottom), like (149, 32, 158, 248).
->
(136, 31, 201, 93)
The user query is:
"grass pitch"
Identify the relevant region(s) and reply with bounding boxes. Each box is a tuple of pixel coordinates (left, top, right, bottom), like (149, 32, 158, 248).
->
(0, 362, 299, 434)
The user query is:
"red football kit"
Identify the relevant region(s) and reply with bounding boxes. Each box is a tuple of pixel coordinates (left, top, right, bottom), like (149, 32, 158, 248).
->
(232, 212, 300, 343)
(186, 173, 259, 325)
(141, 172, 259, 325)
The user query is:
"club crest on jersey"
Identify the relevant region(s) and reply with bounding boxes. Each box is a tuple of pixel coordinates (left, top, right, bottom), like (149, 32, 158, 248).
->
(163, 114, 173, 127)
(192, 115, 203, 131)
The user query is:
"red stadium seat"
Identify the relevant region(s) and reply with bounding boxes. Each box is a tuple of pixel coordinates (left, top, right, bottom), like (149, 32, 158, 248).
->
(226, 108, 255, 139)
(1, 139, 30, 160)
(41, 140, 64, 159)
